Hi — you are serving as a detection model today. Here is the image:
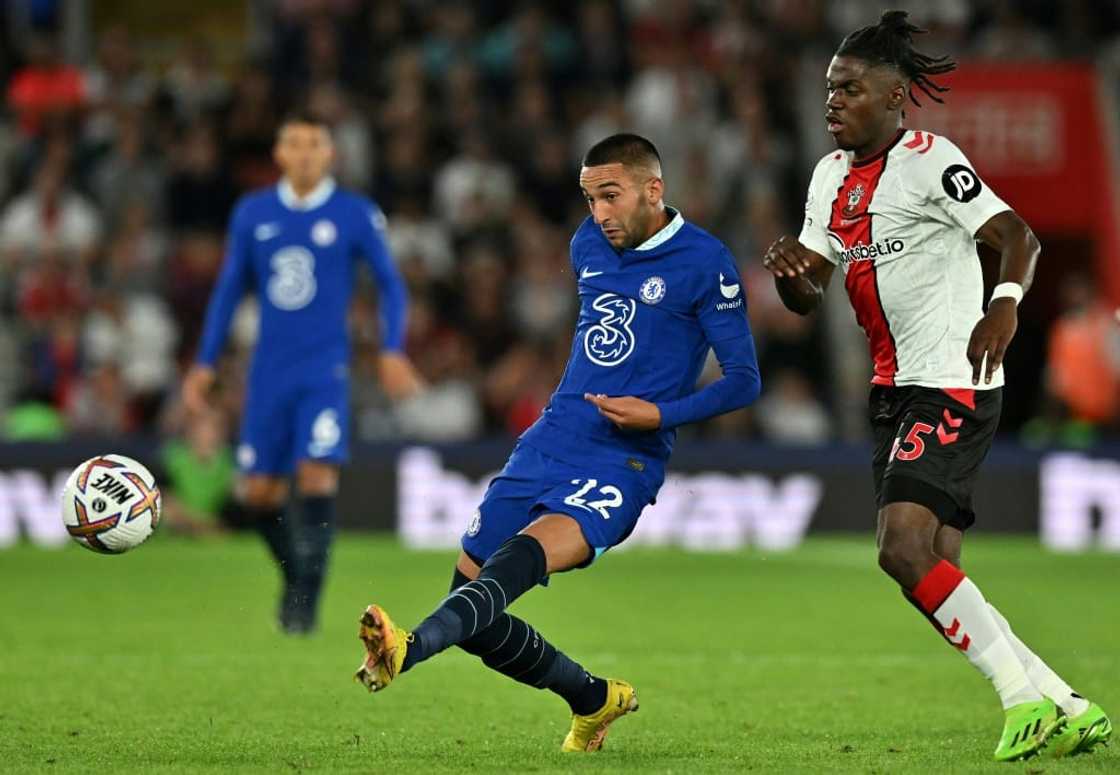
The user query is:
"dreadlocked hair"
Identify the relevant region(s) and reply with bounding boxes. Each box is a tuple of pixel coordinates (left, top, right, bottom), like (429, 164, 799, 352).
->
(836, 10, 956, 107)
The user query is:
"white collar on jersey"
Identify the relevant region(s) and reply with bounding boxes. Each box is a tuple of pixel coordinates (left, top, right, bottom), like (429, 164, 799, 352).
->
(633, 206, 684, 251)
(278, 176, 337, 211)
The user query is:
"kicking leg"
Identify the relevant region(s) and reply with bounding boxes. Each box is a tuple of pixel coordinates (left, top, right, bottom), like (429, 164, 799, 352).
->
(404, 513, 590, 670)
(354, 515, 638, 750)
(878, 502, 1062, 761)
(446, 547, 637, 753)
(356, 514, 586, 691)
(448, 553, 608, 715)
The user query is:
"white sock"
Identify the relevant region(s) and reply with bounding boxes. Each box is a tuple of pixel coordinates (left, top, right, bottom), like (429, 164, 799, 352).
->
(987, 603, 1090, 717)
(913, 561, 1042, 710)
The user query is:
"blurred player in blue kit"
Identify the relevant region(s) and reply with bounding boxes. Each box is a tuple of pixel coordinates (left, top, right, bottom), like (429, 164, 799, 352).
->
(353, 134, 762, 752)
(184, 112, 422, 633)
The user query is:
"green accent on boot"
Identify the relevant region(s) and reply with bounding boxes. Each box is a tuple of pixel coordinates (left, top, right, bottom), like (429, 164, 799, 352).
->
(993, 699, 1064, 762)
(1048, 702, 1112, 758)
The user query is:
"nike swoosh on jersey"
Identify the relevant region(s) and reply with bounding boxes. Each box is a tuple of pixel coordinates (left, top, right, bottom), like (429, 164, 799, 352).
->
(255, 223, 282, 241)
(719, 273, 740, 299)
(581, 268, 604, 278)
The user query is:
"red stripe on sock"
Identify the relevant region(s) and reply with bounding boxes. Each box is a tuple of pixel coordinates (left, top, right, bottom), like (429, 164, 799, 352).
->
(911, 560, 966, 614)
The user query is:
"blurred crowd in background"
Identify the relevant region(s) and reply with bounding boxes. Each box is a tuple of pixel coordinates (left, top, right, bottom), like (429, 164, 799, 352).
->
(1, 0, 1119, 470)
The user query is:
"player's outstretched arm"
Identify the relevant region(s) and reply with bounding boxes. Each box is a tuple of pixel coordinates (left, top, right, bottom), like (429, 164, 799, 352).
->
(966, 210, 1041, 385)
(762, 236, 834, 315)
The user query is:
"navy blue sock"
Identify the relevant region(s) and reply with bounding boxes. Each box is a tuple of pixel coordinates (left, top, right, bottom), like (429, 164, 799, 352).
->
(402, 534, 547, 671)
(250, 505, 294, 583)
(435, 569, 608, 715)
(292, 495, 336, 622)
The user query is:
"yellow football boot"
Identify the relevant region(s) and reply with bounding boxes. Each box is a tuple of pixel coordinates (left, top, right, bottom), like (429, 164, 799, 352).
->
(561, 679, 639, 752)
(354, 604, 412, 692)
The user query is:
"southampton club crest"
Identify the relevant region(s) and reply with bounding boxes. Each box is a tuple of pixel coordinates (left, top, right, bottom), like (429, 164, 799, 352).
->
(639, 275, 666, 305)
(842, 183, 865, 217)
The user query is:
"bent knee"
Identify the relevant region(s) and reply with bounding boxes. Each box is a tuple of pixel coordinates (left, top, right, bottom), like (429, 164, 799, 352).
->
(877, 534, 936, 588)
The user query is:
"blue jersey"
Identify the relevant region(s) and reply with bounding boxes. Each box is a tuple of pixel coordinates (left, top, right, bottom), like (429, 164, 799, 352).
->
(518, 209, 761, 481)
(197, 177, 407, 386)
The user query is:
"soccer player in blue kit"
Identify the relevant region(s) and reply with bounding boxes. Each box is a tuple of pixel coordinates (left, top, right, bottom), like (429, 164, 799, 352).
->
(184, 112, 422, 633)
(354, 134, 762, 751)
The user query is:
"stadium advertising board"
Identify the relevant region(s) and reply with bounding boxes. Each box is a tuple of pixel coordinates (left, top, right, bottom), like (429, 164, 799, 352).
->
(913, 63, 1106, 234)
(1, 442, 1118, 552)
(911, 62, 1120, 303)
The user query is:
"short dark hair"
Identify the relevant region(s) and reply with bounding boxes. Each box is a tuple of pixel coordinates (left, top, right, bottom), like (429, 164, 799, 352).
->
(581, 133, 661, 171)
(836, 10, 956, 107)
(277, 109, 332, 135)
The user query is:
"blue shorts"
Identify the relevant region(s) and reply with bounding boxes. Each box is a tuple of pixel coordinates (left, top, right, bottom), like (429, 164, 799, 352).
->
(461, 442, 660, 566)
(237, 376, 349, 475)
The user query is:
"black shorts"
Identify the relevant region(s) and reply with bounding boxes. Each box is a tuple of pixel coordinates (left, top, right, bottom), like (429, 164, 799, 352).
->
(870, 385, 1002, 530)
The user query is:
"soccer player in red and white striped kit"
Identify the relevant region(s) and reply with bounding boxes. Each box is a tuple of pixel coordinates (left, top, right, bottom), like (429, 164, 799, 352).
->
(763, 10, 1111, 763)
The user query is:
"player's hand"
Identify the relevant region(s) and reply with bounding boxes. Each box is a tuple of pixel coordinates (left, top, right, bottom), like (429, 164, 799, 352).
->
(967, 299, 1018, 385)
(584, 393, 661, 431)
(182, 365, 216, 416)
(762, 235, 815, 278)
(378, 351, 425, 401)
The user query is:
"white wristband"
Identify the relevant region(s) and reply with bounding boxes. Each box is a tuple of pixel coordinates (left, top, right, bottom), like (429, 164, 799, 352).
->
(990, 282, 1023, 306)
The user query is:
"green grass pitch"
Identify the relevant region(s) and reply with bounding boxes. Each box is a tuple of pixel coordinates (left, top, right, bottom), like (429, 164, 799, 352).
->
(1, 534, 1116, 773)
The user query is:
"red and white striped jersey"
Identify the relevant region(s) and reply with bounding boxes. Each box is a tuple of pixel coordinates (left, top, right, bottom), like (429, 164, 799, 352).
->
(798, 129, 1010, 389)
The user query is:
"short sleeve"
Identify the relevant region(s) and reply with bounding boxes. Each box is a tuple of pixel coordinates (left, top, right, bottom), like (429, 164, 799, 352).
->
(912, 136, 1010, 237)
(797, 158, 840, 265)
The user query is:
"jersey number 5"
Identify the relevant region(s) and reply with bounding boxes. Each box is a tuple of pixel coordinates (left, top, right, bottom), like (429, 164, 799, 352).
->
(564, 478, 624, 520)
(892, 422, 935, 462)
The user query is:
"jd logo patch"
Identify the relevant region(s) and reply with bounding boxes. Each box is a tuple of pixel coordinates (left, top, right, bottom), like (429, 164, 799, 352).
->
(942, 164, 982, 203)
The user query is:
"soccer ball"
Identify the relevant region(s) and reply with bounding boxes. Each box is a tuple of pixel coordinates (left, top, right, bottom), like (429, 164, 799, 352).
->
(61, 454, 161, 554)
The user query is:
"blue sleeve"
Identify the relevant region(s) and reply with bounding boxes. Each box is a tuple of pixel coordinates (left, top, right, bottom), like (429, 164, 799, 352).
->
(569, 218, 592, 275)
(196, 202, 253, 367)
(356, 200, 408, 352)
(655, 248, 761, 429)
